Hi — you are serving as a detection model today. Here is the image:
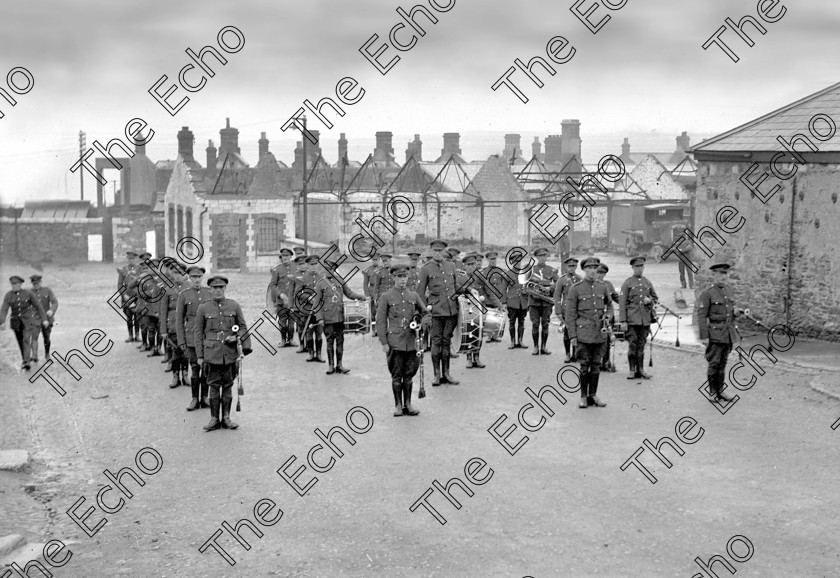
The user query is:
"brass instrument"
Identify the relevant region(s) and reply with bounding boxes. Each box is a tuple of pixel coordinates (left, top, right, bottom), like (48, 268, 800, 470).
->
(518, 269, 555, 304)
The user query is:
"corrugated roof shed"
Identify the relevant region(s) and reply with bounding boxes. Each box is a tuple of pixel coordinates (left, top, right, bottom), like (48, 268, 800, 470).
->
(692, 81, 840, 153)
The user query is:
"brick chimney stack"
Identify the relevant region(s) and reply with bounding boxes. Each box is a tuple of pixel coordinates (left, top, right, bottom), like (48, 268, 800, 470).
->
(177, 126, 195, 161)
(675, 131, 690, 154)
(560, 119, 581, 166)
(504, 134, 521, 160)
(375, 131, 394, 156)
(135, 131, 146, 156)
(441, 132, 461, 158)
(531, 137, 541, 161)
(406, 134, 423, 162)
(544, 135, 562, 164)
(206, 139, 217, 171)
(621, 137, 631, 161)
(338, 133, 348, 164)
(219, 117, 240, 155)
(258, 132, 269, 158)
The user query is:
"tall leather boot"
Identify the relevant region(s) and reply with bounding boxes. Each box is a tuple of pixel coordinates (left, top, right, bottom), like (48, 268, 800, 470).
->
(442, 355, 459, 385)
(563, 331, 571, 362)
(626, 353, 637, 379)
(169, 362, 181, 388)
(203, 398, 221, 431)
(186, 376, 200, 411)
(314, 336, 325, 362)
(392, 377, 404, 416)
(139, 329, 149, 350)
(466, 352, 474, 368)
(431, 353, 441, 386)
(508, 324, 517, 349)
(403, 378, 419, 415)
(540, 331, 551, 355)
(589, 372, 606, 407)
(200, 374, 209, 408)
(578, 370, 590, 408)
(532, 326, 541, 355)
(637, 352, 652, 379)
(472, 351, 486, 368)
(221, 395, 239, 429)
(335, 344, 349, 374)
(326, 346, 336, 374)
(517, 323, 525, 348)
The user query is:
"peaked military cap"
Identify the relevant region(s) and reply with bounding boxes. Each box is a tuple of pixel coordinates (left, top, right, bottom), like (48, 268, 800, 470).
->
(390, 265, 409, 276)
(293, 247, 306, 254)
(596, 264, 609, 273)
(533, 247, 550, 257)
(207, 275, 229, 287)
(563, 257, 579, 265)
(139, 251, 152, 260)
(294, 256, 307, 264)
(407, 252, 421, 258)
(30, 274, 43, 281)
(429, 239, 448, 249)
(126, 250, 138, 257)
(306, 256, 320, 264)
(485, 251, 498, 259)
(709, 261, 731, 272)
(580, 257, 601, 269)
(629, 256, 646, 266)
(446, 247, 461, 256)
(9, 275, 24, 284)
(186, 265, 206, 275)
(279, 248, 294, 256)
(462, 253, 478, 265)
(380, 253, 393, 259)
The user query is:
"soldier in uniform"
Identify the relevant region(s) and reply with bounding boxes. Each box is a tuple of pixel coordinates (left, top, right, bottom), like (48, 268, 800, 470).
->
(195, 275, 253, 431)
(160, 262, 188, 388)
(117, 251, 140, 342)
(29, 274, 58, 363)
(377, 265, 428, 416)
(461, 253, 490, 369)
(374, 253, 395, 303)
(293, 247, 307, 260)
(176, 266, 212, 411)
(1, 275, 48, 370)
(528, 247, 558, 355)
(406, 252, 421, 291)
(619, 256, 659, 380)
(558, 233, 571, 264)
(315, 258, 366, 374)
(141, 258, 163, 357)
(417, 239, 468, 386)
(553, 257, 581, 362)
(697, 262, 743, 402)
(565, 257, 611, 409)
(301, 255, 325, 363)
(504, 263, 528, 349)
(481, 251, 508, 343)
(131, 252, 153, 350)
(271, 248, 298, 347)
(596, 264, 620, 372)
(678, 245, 695, 290)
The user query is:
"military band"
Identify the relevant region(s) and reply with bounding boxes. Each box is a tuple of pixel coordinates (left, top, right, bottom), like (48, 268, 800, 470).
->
(528, 247, 558, 356)
(315, 259, 366, 375)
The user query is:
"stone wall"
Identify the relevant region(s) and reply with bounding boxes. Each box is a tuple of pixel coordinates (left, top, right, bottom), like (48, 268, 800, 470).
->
(112, 212, 163, 259)
(694, 160, 840, 341)
(0, 218, 102, 264)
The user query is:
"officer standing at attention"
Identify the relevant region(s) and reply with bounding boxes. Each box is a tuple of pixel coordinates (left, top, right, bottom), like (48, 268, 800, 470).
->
(293, 255, 310, 353)
(302, 255, 325, 363)
(374, 253, 395, 304)
(117, 250, 140, 342)
(29, 274, 58, 363)
(271, 248, 298, 347)
(697, 261, 743, 402)
(0, 275, 48, 370)
(377, 265, 428, 416)
(504, 261, 528, 349)
(596, 264, 620, 372)
(315, 258, 366, 375)
(131, 252, 152, 351)
(176, 266, 212, 411)
(461, 253, 489, 369)
(160, 262, 188, 389)
(417, 239, 467, 386)
(619, 256, 659, 380)
(195, 275, 252, 431)
(406, 252, 422, 291)
(553, 257, 581, 362)
(565, 257, 611, 409)
(528, 247, 558, 355)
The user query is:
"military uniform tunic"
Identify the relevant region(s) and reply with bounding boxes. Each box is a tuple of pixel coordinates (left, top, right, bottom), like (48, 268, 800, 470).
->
(697, 283, 740, 393)
(194, 297, 252, 398)
(619, 274, 659, 371)
(564, 278, 612, 400)
(31, 285, 58, 359)
(416, 259, 464, 360)
(0, 288, 47, 363)
(377, 287, 427, 398)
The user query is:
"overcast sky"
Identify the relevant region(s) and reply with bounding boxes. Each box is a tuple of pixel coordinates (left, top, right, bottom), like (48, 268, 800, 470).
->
(1, 0, 837, 204)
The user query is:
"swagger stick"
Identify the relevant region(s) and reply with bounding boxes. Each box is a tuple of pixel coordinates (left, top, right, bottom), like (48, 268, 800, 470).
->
(410, 315, 425, 399)
(231, 325, 244, 412)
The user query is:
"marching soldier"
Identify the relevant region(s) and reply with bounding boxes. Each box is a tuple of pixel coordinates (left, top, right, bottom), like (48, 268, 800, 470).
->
(565, 257, 611, 409)
(417, 239, 468, 386)
(619, 256, 659, 380)
(406, 252, 421, 291)
(596, 264, 619, 372)
(553, 257, 581, 362)
(528, 247, 558, 355)
(117, 250, 140, 342)
(293, 255, 310, 353)
(195, 275, 252, 431)
(0, 275, 48, 370)
(504, 263, 528, 349)
(160, 262, 187, 388)
(697, 261, 743, 402)
(176, 266, 212, 411)
(377, 265, 428, 416)
(315, 258, 366, 374)
(29, 274, 58, 363)
(301, 255, 325, 363)
(271, 248, 298, 347)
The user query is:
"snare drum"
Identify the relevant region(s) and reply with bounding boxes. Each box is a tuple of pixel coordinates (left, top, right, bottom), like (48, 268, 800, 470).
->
(452, 297, 483, 353)
(611, 323, 625, 341)
(483, 307, 507, 341)
(344, 299, 372, 334)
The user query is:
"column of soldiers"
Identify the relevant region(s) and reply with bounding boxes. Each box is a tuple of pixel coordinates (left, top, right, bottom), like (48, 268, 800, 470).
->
(0, 275, 51, 370)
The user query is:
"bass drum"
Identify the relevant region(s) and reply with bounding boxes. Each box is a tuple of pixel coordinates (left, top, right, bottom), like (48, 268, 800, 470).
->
(344, 298, 372, 334)
(483, 307, 506, 342)
(452, 297, 483, 354)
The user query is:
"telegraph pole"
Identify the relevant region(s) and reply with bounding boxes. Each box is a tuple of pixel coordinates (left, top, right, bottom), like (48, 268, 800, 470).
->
(79, 131, 86, 201)
(301, 116, 308, 253)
